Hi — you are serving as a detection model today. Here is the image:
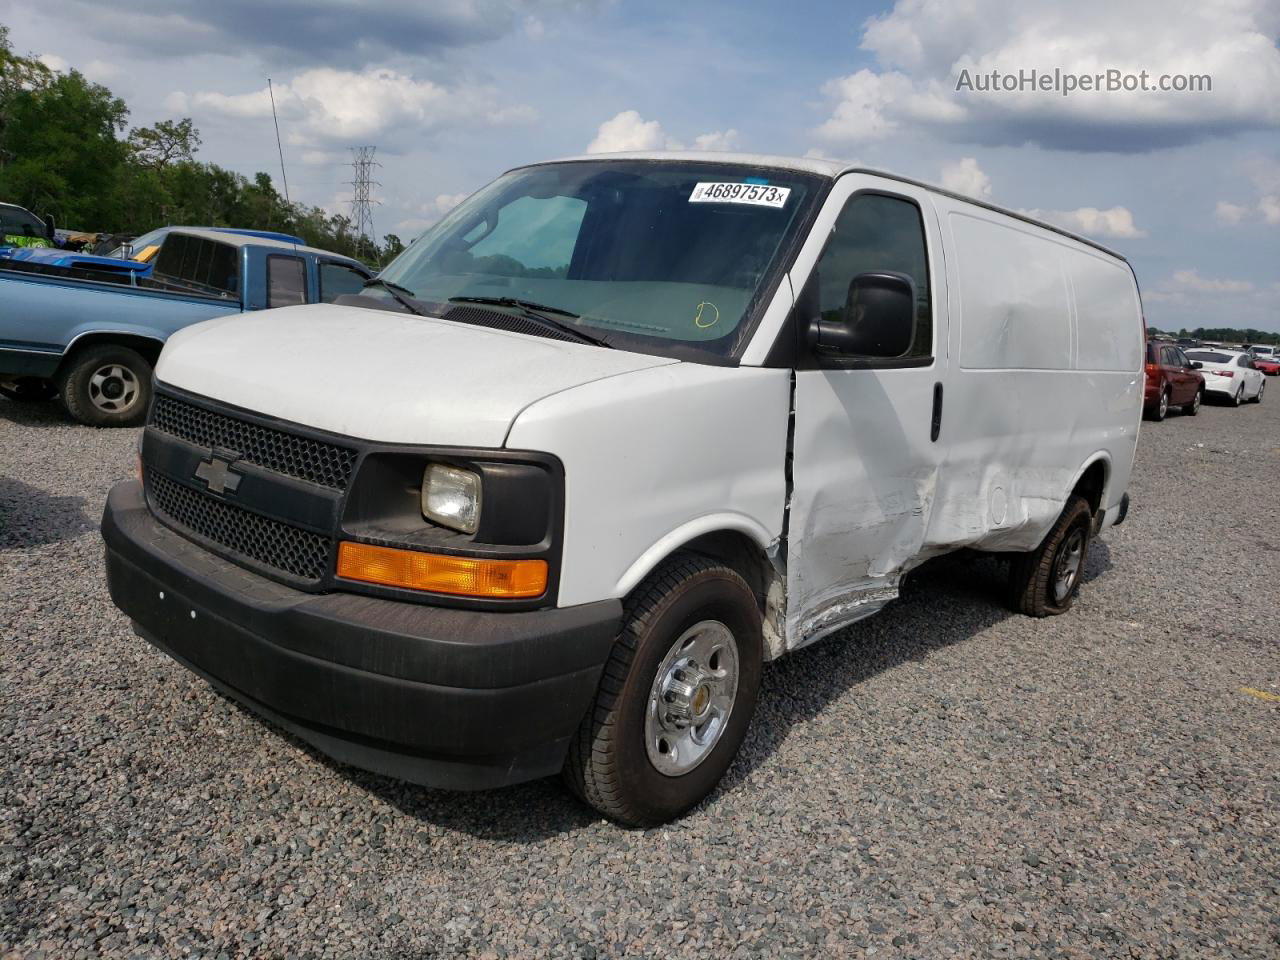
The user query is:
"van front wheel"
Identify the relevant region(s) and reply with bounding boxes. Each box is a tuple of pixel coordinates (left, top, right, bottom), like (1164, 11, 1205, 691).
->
(1007, 495, 1093, 617)
(564, 554, 762, 826)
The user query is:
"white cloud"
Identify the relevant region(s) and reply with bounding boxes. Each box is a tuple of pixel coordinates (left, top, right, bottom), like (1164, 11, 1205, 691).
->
(432, 193, 468, 214)
(1261, 194, 1280, 225)
(37, 53, 68, 72)
(1170, 269, 1253, 294)
(1020, 206, 1145, 239)
(587, 110, 667, 153)
(815, 0, 1280, 151)
(185, 68, 535, 151)
(692, 129, 740, 152)
(940, 157, 991, 199)
(1215, 201, 1250, 224)
(586, 111, 742, 154)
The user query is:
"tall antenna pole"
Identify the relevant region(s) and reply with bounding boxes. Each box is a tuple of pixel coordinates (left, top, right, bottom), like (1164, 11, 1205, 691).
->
(267, 79, 292, 216)
(347, 145, 381, 262)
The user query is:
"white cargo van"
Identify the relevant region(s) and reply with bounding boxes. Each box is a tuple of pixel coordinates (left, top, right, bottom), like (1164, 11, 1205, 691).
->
(103, 153, 1143, 825)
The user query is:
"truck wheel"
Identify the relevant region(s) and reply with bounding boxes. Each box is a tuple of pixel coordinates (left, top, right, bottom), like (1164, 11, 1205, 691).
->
(564, 554, 762, 826)
(0, 377, 57, 402)
(59, 345, 152, 427)
(1007, 495, 1093, 618)
(1182, 389, 1202, 416)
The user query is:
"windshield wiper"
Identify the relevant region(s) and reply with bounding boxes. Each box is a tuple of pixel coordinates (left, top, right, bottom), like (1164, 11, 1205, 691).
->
(361, 277, 429, 316)
(448, 296, 612, 348)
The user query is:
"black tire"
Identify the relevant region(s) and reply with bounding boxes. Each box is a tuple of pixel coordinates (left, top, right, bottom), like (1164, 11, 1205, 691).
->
(563, 554, 763, 826)
(1232, 385, 1243, 407)
(1251, 380, 1264, 404)
(1007, 495, 1093, 617)
(1182, 389, 1202, 416)
(58, 344, 152, 427)
(0, 377, 57, 402)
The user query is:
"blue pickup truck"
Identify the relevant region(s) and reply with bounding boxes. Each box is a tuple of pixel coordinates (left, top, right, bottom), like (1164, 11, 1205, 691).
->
(0, 228, 371, 426)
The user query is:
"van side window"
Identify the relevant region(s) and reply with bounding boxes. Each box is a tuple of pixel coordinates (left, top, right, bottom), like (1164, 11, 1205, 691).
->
(267, 255, 307, 307)
(815, 193, 932, 359)
(319, 262, 369, 302)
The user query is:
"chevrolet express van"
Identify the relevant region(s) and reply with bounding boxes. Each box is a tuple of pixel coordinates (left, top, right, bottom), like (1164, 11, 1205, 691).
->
(103, 153, 1143, 825)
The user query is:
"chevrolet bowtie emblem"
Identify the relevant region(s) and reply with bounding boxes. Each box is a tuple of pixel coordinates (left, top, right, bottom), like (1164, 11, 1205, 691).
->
(194, 456, 242, 495)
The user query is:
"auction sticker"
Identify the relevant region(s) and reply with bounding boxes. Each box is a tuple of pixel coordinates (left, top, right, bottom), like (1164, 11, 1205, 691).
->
(689, 182, 790, 208)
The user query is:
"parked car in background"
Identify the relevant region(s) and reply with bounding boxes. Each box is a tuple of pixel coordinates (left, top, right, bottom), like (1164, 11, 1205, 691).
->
(0, 229, 371, 424)
(1, 201, 55, 249)
(101, 153, 1144, 824)
(1, 225, 309, 278)
(1144, 341, 1204, 420)
(1183, 349, 1266, 406)
(1252, 355, 1280, 376)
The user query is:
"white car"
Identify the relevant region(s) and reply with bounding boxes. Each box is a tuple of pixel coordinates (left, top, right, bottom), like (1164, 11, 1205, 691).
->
(1185, 349, 1266, 405)
(101, 153, 1143, 824)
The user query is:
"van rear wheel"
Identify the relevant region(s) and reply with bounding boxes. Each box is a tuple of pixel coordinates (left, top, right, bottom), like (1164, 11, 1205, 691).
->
(563, 554, 762, 826)
(1007, 495, 1093, 617)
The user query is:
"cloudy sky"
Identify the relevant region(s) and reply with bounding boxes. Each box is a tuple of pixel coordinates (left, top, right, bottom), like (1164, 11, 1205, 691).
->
(6, 0, 1279, 332)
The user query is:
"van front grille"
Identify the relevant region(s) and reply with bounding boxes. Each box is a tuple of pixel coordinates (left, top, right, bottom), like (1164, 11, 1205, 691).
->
(147, 472, 330, 583)
(151, 394, 357, 491)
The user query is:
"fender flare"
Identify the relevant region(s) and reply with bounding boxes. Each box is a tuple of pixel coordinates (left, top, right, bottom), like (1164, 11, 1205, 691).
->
(612, 512, 777, 599)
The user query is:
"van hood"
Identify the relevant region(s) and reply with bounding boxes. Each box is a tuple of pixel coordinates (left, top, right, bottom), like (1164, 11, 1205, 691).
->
(156, 303, 678, 446)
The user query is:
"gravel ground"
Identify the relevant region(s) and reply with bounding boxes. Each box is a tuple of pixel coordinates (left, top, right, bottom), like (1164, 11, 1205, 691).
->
(2, 390, 1278, 959)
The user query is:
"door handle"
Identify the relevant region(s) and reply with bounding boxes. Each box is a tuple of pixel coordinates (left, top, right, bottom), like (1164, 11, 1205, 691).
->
(931, 381, 943, 442)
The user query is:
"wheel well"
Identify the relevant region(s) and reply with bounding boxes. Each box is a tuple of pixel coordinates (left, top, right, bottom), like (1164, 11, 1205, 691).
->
(57, 333, 164, 378)
(675, 530, 774, 610)
(1072, 460, 1108, 516)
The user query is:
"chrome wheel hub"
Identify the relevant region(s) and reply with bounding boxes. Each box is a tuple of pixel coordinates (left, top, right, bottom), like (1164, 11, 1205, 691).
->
(1053, 529, 1085, 603)
(645, 620, 739, 777)
(88, 364, 139, 413)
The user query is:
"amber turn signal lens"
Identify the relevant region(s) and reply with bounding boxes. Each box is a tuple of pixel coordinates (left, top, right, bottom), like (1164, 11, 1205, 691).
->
(336, 541, 547, 598)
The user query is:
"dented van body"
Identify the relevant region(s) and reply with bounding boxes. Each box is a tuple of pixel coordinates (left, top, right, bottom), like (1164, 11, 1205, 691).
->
(102, 153, 1143, 824)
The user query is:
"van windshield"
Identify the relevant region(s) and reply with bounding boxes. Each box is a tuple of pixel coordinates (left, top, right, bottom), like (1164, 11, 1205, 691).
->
(375, 161, 824, 362)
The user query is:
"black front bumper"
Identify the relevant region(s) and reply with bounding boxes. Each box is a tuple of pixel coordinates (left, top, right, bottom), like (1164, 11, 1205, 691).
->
(102, 480, 621, 789)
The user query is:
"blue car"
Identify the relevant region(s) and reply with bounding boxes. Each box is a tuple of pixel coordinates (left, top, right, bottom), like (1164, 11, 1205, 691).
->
(1, 228, 372, 425)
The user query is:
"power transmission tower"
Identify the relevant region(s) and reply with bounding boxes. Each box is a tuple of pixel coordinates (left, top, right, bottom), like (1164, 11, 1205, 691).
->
(347, 146, 381, 261)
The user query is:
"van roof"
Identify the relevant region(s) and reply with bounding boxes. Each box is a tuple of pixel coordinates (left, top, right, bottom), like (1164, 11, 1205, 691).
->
(521, 151, 1129, 263)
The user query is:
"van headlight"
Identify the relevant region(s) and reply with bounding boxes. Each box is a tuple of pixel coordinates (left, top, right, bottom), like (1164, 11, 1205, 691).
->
(421, 463, 482, 534)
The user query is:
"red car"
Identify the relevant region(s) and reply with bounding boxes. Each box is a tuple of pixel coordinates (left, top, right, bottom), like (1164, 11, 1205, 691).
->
(1144, 342, 1205, 420)
(1253, 357, 1280, 376)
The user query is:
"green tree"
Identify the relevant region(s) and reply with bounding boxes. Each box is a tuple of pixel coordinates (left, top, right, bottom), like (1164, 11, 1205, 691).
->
(0, 25, 53, 167)
(0, 67, 128, 226)
(382, 233, 405, 260)
(127, 118, 201, 169)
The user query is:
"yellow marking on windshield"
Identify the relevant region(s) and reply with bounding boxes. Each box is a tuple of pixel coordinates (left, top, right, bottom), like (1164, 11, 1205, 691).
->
(693, 301, 720, 329)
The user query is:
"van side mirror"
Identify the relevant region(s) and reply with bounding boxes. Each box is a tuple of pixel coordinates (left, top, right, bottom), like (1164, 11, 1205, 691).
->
(808, 271, 917, 358)
(43, 215, 56, 241)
